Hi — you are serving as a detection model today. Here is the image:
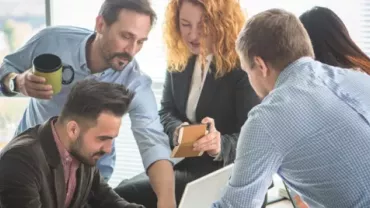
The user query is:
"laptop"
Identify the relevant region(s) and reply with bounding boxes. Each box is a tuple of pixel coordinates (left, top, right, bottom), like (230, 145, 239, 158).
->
(178, 163, 234, 208)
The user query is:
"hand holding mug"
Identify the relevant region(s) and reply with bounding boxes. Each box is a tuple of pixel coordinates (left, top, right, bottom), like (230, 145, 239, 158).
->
(193, 117, 221, 157)
(17, 53, 74, 99)
(16, 69, 53, 99)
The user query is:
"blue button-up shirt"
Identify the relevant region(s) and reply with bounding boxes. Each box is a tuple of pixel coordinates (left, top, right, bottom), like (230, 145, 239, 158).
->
(0, 26, 172, 180)
(212, 57, 370, 208)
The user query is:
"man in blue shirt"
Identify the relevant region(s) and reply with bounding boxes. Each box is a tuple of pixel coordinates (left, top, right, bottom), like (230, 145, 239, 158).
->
(213, 9, 370, 208)
(0, 0, 175, 207)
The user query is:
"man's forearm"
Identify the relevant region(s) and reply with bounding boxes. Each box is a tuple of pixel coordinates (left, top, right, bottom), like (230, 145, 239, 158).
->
(147, 160, 175, 202)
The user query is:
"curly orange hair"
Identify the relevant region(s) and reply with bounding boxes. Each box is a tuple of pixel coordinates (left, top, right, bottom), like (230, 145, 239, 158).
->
(163, 0, 246, 78)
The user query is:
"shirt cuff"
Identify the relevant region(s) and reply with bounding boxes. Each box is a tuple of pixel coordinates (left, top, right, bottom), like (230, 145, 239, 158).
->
(212, 138, 224, 161)
(0, 63, 18, 81)
(142, 144, 173, 170)
(213, 151, 223, 161)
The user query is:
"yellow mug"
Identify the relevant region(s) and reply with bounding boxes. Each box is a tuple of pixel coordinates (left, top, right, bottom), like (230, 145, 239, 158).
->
(32, 54, 74, 94)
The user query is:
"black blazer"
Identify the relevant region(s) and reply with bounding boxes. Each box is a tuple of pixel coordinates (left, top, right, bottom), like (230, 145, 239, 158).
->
(159, 56, 260, 166)
(0, 117, 143, 208)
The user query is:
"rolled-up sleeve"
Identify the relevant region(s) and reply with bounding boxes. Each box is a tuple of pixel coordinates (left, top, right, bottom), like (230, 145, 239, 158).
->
(212, 113, 282, 208)
(128, 82, 172, 170)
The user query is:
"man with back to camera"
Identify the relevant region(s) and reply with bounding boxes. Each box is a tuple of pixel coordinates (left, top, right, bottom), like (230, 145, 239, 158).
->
(0, 79, 145, 208)
(212, 8, 370, 208)
(0, 0, 176, 207)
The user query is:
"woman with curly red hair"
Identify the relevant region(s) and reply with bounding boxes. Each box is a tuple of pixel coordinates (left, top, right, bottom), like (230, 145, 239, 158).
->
(115, 0, 263, 207)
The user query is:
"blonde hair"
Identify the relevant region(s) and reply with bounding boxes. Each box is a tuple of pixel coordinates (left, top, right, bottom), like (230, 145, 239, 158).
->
(163, 0, 246, 78)
(236, 9, 314, 71)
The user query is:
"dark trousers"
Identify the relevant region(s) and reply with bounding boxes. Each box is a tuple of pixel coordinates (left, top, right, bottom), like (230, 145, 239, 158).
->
(114, 155, 269, 208)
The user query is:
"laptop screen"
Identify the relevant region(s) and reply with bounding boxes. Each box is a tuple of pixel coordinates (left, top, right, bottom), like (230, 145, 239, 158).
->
(178, 164, 234, 208)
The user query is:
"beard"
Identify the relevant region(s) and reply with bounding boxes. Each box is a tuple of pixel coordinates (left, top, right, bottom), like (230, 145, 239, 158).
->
(99, 39, 133, 71)
(106, 52, 133, 70)
(69, 134, 106, 167)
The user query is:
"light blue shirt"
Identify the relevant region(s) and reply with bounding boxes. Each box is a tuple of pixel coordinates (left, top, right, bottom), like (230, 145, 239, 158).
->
(212, 57, 370, 208)
(0, 26, 172, 180)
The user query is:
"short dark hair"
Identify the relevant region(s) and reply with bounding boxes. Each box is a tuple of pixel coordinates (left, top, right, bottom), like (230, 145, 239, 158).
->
(99, 0, 157, 26)
(300, 6, 370, 75)
(59, 79, 134, 125)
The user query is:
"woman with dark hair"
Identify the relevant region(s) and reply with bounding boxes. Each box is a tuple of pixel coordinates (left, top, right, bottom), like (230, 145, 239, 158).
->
(300, 6, 370, 75)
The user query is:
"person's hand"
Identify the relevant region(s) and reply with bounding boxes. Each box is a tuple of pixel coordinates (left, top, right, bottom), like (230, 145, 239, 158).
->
(173, 122, 189, 146)
(16, 69, 53, 99)
(193, 117, 221, 157)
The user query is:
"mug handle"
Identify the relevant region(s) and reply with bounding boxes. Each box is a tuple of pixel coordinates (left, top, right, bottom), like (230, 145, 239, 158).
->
(62, 65, 75, 85)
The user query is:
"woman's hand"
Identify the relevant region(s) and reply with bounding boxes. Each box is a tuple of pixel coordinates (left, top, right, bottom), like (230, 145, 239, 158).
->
(193, 117, 221, 157)
(173, 122, 189, 146)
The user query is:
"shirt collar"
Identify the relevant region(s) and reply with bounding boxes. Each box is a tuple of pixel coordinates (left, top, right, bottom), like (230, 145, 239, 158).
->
(206, 54, 213, 62)
(195, 54, 213, 68)
(275, 56, 314, 88)
(51, 118, 79, 166)
(78, 32, 95, 69)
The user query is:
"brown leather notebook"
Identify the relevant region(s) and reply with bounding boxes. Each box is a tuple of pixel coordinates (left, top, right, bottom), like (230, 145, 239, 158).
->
(171, 123, 208, 158)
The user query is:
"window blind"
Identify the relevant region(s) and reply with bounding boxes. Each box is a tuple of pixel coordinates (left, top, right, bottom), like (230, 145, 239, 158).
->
(359, 0, 370, 56)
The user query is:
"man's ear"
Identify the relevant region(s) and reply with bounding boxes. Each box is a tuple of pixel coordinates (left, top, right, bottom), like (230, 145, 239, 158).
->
(254, 56, 270, 77)
(66, 120, 80, 142)
(95, 15, 105, 34)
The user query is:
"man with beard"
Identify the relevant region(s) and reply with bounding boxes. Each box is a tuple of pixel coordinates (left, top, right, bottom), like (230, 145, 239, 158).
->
(0, 79, 144, 207)
(0, 0, 176, 207)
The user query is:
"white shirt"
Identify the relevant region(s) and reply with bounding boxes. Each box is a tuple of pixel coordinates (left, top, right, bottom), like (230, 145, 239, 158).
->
(186, 54, 213, 123)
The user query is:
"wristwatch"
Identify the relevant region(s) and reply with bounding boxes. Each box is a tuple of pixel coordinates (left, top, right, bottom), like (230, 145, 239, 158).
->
(1, 72, 18, 96)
